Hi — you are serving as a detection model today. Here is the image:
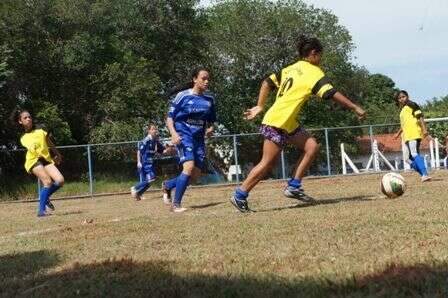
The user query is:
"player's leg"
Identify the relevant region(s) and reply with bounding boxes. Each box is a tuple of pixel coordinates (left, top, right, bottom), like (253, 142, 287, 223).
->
(170, 141, 196, 212)
(31, 163, 53, 216)
(408, 139, 431, 181)
(42, 163, 64, 210)
(284, 128, 319, 202)
(230, 138, 282, 212)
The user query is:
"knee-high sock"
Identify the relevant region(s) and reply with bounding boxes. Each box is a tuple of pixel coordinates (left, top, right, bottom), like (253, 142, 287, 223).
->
(39, 187, 51, 214)
(173, 173, 190, 205)
(48, 182, 61, 198)
(414, 155, 428, 176)
(164, 177, 177, 190)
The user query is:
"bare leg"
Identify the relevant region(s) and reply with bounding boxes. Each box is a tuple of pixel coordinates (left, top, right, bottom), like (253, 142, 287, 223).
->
(43, 164, 64, 186)
(287, 130, 320, 180)
(240, 139, 282, 192)
(31, 165, 52, 187)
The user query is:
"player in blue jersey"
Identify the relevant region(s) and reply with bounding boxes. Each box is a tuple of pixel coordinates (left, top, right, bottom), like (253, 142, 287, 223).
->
(131, 123, 173, 201)
(162, 67, 216, 213)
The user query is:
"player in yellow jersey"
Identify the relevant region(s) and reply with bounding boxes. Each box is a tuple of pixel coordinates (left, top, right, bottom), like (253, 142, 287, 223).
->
(230, 35, 366, 212)
(393, 90, 431, 182)
(12, 109, 64, 217)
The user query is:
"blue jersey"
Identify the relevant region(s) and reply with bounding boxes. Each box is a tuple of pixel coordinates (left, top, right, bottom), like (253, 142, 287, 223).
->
(168, 89, 216, 139)
(138, 135, 164, 166)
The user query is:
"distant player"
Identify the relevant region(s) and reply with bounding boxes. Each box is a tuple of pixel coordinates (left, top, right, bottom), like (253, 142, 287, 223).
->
(130, 123, 173, 201)
(230, 35, 366, 213)
(394, 90, 431, 182)
(162, 67, 216, 213)
(12, 109, 64, 217)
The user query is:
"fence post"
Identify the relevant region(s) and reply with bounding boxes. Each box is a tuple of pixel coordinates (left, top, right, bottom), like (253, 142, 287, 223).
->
(369, 125, 374, 153)
(233, 135, 239, 183)
(87, 145, 93, 197)
(281, 150, 286, 179)
(325, 128, 331, 175)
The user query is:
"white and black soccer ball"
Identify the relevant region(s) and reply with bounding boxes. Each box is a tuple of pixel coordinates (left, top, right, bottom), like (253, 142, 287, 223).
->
(381, 172, 406, 199)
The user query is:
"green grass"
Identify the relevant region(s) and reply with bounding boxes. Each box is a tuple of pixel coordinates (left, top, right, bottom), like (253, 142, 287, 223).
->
(1, 171, 448, 297)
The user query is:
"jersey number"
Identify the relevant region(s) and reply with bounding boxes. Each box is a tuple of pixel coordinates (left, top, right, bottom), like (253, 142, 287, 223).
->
(279, 77, 293, 97)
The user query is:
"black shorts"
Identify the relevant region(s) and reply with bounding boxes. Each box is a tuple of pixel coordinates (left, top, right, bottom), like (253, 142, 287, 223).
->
(29, 158, 51, 172)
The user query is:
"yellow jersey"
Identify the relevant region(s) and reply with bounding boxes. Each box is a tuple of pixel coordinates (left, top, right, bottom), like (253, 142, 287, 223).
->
(262, 60, 336, 133)
(20, 129, 54, 172)
(400, 101, 423, 142)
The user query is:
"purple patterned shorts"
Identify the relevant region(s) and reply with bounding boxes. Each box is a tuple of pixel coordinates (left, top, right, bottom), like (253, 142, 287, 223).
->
(259, 124, 304, 147)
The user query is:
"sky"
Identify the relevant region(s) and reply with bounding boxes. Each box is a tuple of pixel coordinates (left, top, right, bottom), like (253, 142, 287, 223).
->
(201, 0, 448, 104)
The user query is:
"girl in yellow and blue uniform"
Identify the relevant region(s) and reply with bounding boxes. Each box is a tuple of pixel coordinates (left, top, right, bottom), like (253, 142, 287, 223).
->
(230, 36, 366, 212)
(13, 110, 64, 217)
(394, 90, 431, 182)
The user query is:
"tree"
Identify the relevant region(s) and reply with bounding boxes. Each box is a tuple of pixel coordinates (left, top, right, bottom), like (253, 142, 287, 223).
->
(423, 95, 448, 141)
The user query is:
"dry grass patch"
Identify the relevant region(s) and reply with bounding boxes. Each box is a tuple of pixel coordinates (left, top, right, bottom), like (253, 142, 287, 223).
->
(1, 171, 448, 297)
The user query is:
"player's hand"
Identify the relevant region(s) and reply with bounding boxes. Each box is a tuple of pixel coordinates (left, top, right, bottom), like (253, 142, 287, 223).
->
(244, 105, 263, 120)
(53, 154, 63, 165)
(354, 106, 366, 120)
(205, 127, 214, 138)
(171, 133, 181, 145)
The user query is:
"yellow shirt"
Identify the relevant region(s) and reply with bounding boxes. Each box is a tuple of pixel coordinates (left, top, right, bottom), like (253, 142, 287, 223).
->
(262, 60, 336, 133)
(399, 101, 423, 142)
(20, 129, 53, 172)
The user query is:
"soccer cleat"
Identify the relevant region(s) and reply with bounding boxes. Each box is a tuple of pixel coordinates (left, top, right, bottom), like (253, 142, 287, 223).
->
(283, 186, 315, 203)
(46, 201, 55, 211)
(170, 204, 187, 213)
(37, 212, 50, 217)
(421, 175, 432, 182)
(229, 195, 250, 213)
(130, 187, 141, 201)
(162, 182, 172, 205)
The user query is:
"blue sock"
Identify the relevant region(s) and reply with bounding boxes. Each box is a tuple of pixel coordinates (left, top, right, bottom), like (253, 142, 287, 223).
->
(48, 182, 61, 198)
(288, 178, 302, 188)
(414, 155, 428, 176)
(173, 173, 190, 205)
(134, 181, 150, 195)
(234, 187, 248, 200)
(39, 187, 51, 215)
(164, 177, 177, 190)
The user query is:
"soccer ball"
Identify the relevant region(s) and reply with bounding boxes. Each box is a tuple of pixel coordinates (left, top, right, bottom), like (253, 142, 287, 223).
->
(381, 172, 406, 199)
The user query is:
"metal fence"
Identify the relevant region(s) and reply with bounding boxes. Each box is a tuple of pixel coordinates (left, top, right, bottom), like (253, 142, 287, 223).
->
(1, 118, 447, 200)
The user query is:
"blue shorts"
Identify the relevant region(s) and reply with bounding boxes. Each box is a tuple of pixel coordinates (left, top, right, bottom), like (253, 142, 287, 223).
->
(139, 165, 156, 183)
(176, 137, 206, 170)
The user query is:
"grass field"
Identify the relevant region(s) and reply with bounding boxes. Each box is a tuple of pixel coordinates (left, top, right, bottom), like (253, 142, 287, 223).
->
(1, 171, 448, 297)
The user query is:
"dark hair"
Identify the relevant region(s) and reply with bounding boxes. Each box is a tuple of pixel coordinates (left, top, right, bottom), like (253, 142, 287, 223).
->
(168, 67, 210, 97)
(297, 35, 323, 58)
(9, 108, 34, 132)
(395, 90, 409, 100)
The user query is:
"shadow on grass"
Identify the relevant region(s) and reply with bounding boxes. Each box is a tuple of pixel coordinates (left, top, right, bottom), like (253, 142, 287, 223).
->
(258, 195, 375, 212)
(2, 256, 447, 297)
(0, 250, 60, 282)
(190, 202, 225, 209)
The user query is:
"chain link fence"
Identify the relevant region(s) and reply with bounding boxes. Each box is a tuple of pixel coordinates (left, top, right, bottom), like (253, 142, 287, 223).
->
(1, 119, 447, 201)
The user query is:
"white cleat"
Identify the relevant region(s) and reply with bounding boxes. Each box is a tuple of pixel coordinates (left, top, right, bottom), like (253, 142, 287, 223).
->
(421, 176, 432, 182)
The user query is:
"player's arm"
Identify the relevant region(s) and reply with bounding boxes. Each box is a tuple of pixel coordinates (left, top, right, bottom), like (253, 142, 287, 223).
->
(394, 128, 403, 139)
(331, 92, 366, 120)
(244, 78, 275, 120)
(166, 117, 181, 145)
(136, 147, 142, 169)
(46, 133, 63, 165)
(418, 117, 429, 137)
